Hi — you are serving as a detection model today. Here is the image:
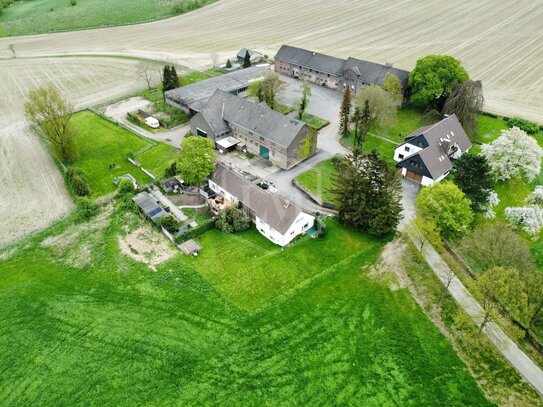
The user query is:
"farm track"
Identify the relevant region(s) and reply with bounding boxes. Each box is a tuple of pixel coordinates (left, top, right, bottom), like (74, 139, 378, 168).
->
(0, 0, 542, 245)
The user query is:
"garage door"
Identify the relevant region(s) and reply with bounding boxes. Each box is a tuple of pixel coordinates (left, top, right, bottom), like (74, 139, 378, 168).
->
(405, 170, 423, 183)
(260, 145, 270, 160)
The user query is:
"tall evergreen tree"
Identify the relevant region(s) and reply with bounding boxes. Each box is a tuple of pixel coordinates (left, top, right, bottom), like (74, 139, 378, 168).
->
(242, 50, 251, 68)
(170, 65, 179, 89)
(332, 150, 402, 236)
(339, 86, 351, 138)
(162, 65, 171, 92)
(452, 153, 494, 210)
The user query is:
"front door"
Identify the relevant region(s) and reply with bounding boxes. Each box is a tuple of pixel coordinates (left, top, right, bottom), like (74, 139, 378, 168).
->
(260, 145, 269, 160)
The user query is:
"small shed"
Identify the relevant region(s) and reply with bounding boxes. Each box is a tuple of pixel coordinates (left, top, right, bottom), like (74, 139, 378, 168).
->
(179, 239, 202, 256)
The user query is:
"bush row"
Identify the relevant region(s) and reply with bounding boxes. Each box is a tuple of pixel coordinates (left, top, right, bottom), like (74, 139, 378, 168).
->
(174, 217, 215, 244)
(66, 167, 91, 197)
(508, 117, 541, 134)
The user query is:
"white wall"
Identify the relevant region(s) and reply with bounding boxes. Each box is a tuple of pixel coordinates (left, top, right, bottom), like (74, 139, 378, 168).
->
(393, 143, 422, 162)
(256, 212, 314, 247)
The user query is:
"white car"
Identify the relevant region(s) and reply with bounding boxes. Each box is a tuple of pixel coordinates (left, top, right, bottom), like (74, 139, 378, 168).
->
(144, 116, 160, 129)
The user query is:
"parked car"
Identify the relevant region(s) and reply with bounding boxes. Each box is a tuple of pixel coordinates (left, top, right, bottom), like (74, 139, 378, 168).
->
(145, 116, 160, 129)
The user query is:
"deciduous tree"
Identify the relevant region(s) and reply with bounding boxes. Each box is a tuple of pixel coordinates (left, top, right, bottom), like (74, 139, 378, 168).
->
(452, 154, 494, 210)
(338, 86, 351, 138)
(408, 55, 469, 109)
(137, 60, 154, 90)
(296, 80, 311, 120)
(442, 80, 484, 136)
(352, 84, 398, 147)
(382, 72, 403, 103)
(248, 72, 285, 110)
(407, 217, 442, 253)
(416, 181, 473, 239)
(332, 150, 402, 236)
(177, 136, 215, 186)
(482, 127, 543, 182)
(24, 86, 78, 162)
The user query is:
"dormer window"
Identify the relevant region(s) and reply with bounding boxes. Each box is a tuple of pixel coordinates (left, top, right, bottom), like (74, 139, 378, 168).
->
(405, 146, 410, 152)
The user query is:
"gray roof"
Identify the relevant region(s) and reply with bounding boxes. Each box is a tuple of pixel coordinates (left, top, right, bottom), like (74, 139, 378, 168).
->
(179, 239, 202, 254)
(165, 66, 269, 111)
(237, 48, 261, 59)
(398, 115, 472, 179)
(274, 45, 410, 85)
(211, 164, 303, 234)
(200, 89, 306, 148)
(133, 192, 167, 219)
(274, 45, 345, 75)
(343, 57, 409, 86)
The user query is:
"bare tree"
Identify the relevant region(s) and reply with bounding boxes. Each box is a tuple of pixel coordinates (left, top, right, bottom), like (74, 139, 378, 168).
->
(8, 44, 15, 59)
(438, 267, 456, 305)
(137, 61, 154, 90)
(211, 53, 219, 68)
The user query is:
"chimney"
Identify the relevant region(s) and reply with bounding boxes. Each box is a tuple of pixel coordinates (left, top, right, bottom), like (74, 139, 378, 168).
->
(385, 62, 393, 68)
(283, 199, 290, 209)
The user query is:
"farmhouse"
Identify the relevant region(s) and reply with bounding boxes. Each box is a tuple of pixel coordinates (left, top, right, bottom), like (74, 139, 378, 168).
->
(274, 44, 409, 96)
(394, 114, 472, 186)
(190, 89, 317, 169)
(208, 163, 314, 246)
(165, 65, 269, 115)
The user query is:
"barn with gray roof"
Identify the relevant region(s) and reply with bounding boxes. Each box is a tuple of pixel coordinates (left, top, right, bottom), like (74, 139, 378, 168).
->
(164, 65, 269, 115)
(190, 89, 317, 169)
(274, 44, 409, 98)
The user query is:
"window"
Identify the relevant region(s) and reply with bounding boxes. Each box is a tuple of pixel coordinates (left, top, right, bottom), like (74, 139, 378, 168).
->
(303, 223, 309, 229)
(398, 154, 404, 159)
(260, 136, 264, 142)
(404, 146, 410, 152)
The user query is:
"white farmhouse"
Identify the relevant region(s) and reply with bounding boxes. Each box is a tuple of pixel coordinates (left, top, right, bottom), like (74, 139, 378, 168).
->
(208, 164, 314, 246)
(394, 114, 472, 186)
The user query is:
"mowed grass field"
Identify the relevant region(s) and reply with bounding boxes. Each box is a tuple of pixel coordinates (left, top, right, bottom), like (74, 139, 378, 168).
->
(0, 0, 215, 36)
(0, 205, 492, 405)
(70, 110, 179, 196)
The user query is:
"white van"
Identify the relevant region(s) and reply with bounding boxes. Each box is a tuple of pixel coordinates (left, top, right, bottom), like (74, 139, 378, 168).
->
(144, 116, 160, 129)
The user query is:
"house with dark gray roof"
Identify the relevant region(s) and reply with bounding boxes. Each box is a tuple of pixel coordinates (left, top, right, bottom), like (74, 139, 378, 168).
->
(393, 114, 472, 186)
(274, 44, 409, 98)
(190, 89, 317, 169)
(164, 65, 269, 115)
(208, 163, 314, 246)
(236, 48, 262, 64)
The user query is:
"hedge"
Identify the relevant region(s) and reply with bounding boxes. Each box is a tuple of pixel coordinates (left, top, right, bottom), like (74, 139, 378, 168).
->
(174, 217, 215, 244)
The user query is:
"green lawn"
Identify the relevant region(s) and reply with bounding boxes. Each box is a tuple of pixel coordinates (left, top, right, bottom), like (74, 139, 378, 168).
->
(300, 112, 330, 131)
(179, 71, 211, 86)
(0, 0, 216, 37)
(0, 204, 492, 405)
(136, 142, 179, 178)
(295, 158, 338, 204)
(70, 110, 179, 196)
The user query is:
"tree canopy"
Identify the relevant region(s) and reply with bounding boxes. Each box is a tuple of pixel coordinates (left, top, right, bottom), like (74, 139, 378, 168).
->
(382, 72, 403, 103)
(416, 181, 473, 238)
(442, 80, 484, 136)
(248, 72, 285, 110)
(352, 84, 398, 147)
(177, 136, 215, 185)
(481, 127, 543, 182)
(452, 154, 494, 210)
(332, 150, 402, 236)
(408, 55, 469, 109)
(338, 86, 351, 138)
(24, 86, 78, 162)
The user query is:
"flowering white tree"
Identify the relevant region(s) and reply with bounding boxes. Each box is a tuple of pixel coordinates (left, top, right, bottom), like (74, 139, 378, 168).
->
(481, 127, 543, 182)
(505, 206, 543, 234)
(485, 191, 500, 219)
(526, 186, 543, 206)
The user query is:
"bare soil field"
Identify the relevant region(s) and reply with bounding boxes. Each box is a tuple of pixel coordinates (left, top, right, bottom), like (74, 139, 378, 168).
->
(0, 57, 146, 246)
(1, 0, 542, 245)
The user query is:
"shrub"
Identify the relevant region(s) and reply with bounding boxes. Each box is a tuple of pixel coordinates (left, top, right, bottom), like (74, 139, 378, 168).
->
(225, 59, 232, 69)
(118, 178, 135, 194)
(164, 162, 178, 178)
(160, 216, 180, 234)
(216, 206, 251, 233)
(76, 198, 98, 220)
(526, 186, 543, 206)
(314, 217, 327, 238)
(67, 168, 91, 197)
(508, 117, 540, 134)
(70, 0, 77, 6)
